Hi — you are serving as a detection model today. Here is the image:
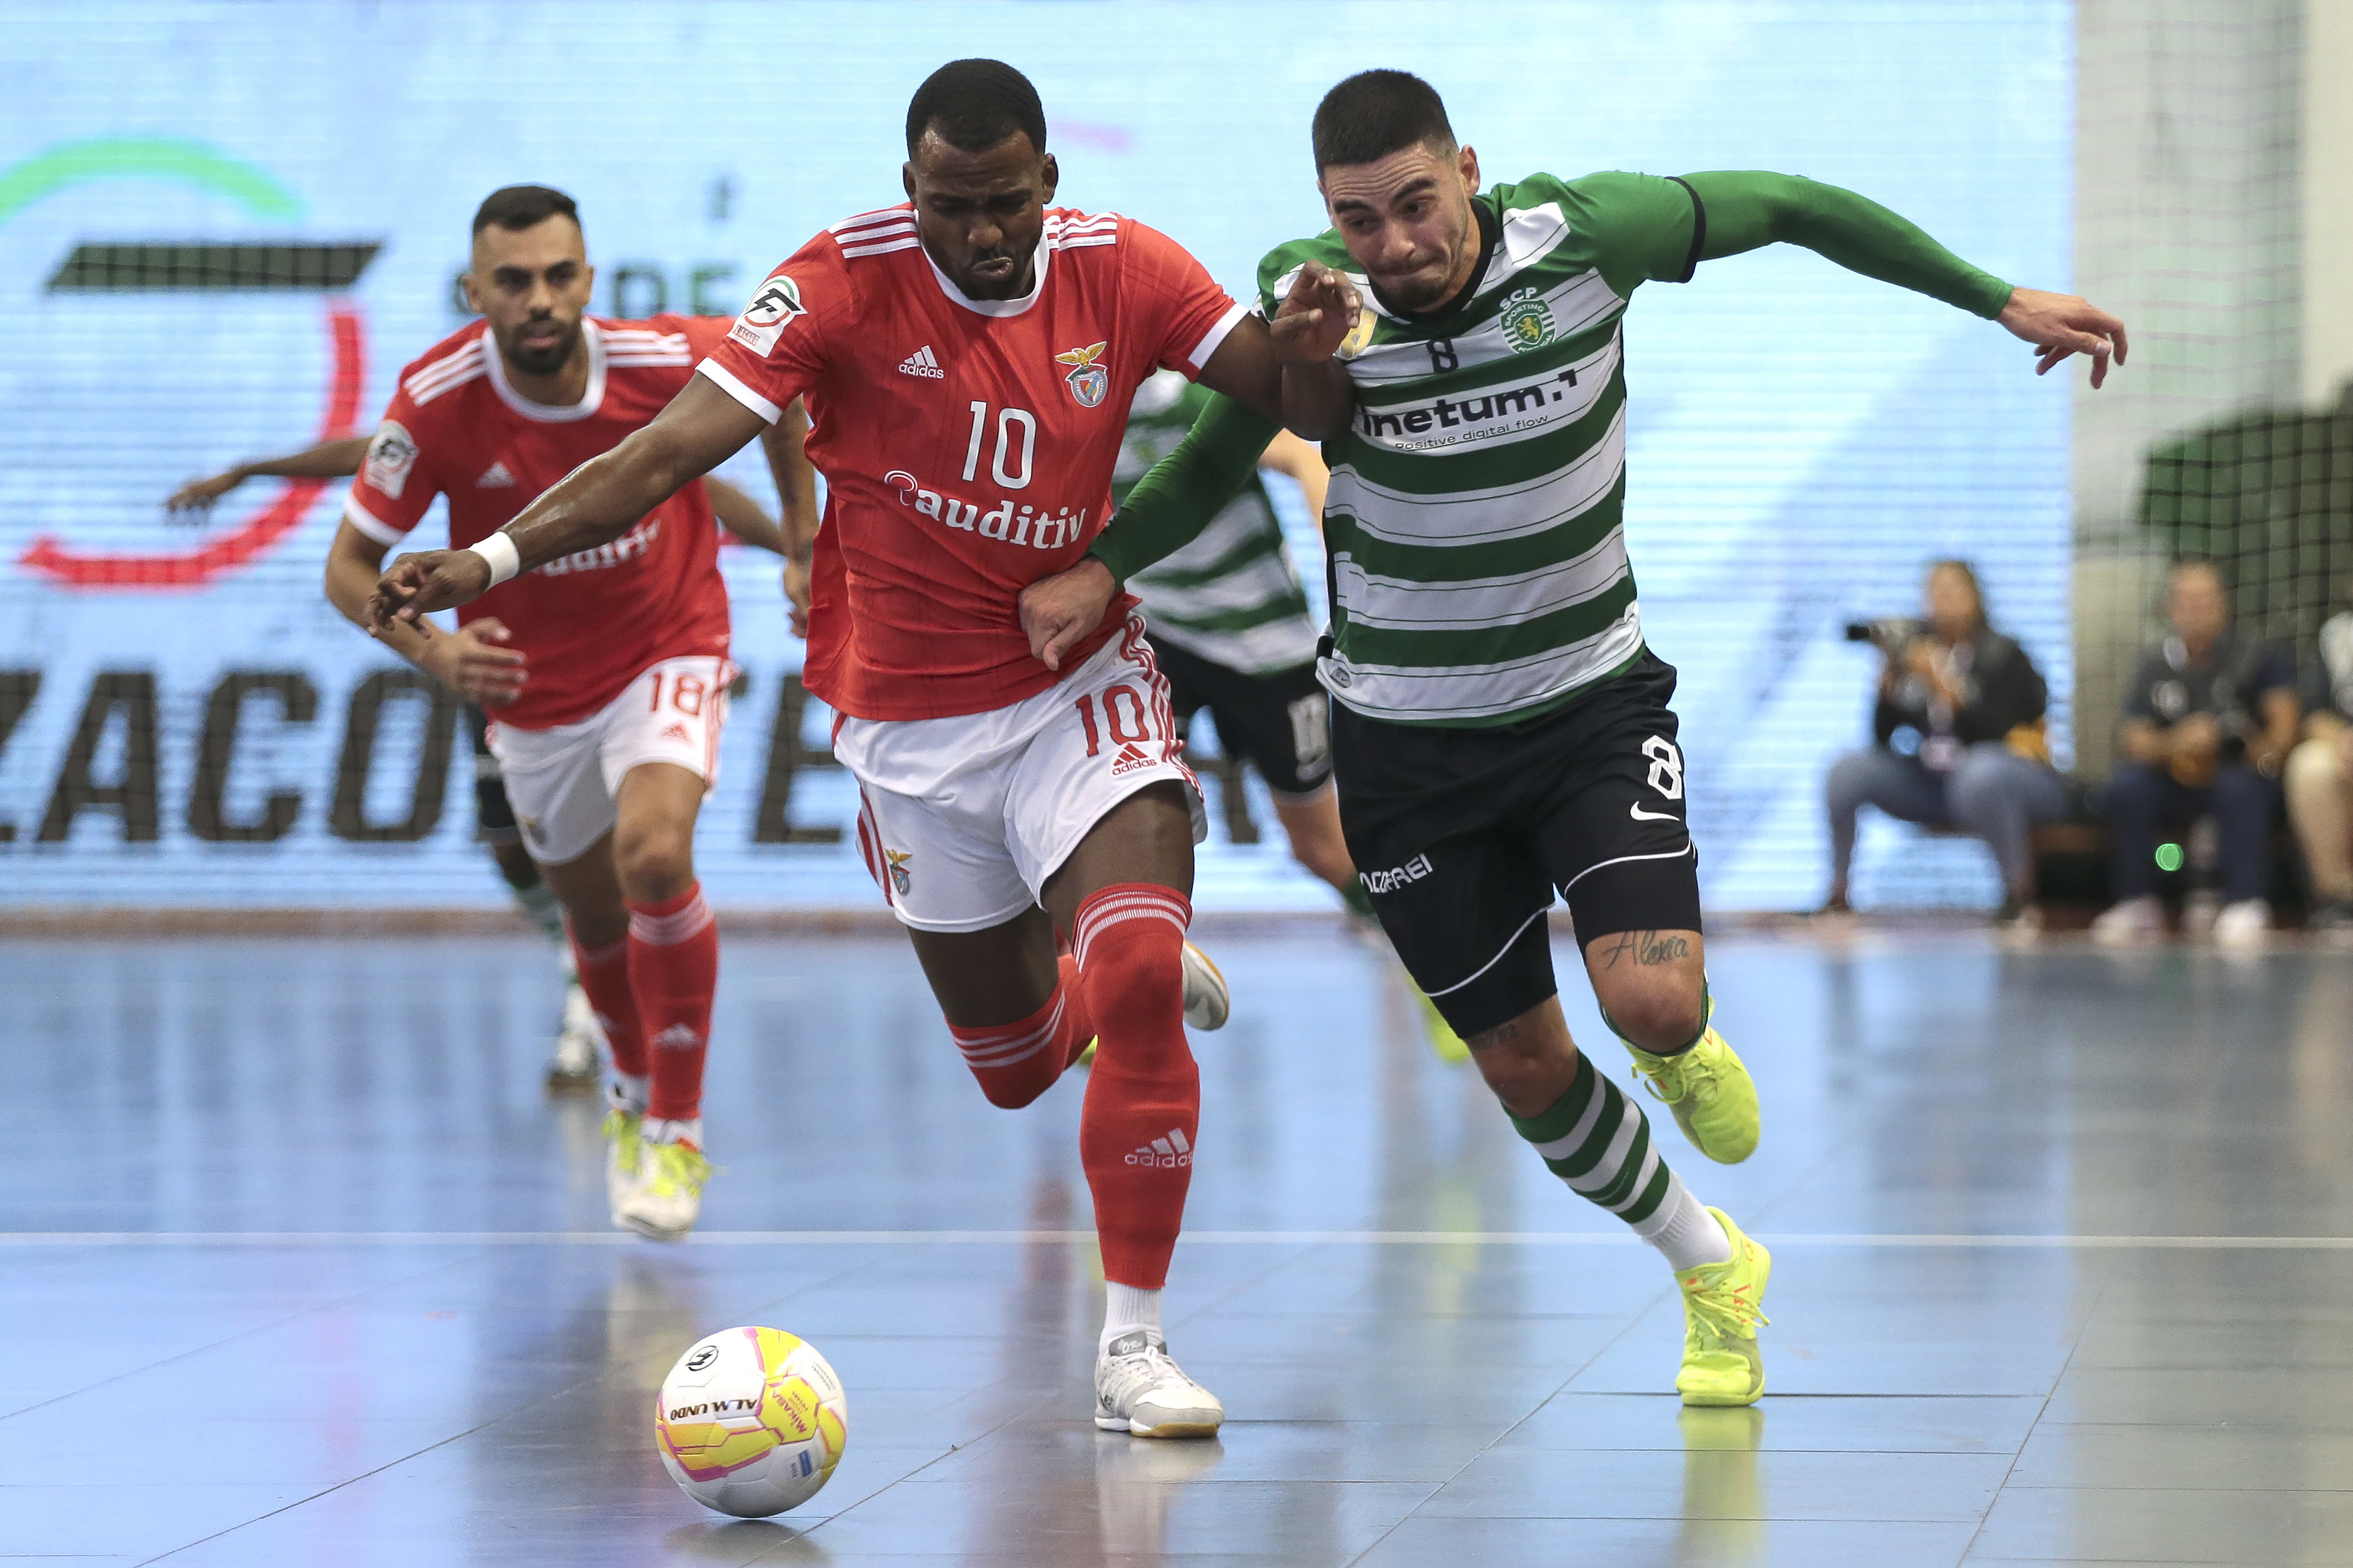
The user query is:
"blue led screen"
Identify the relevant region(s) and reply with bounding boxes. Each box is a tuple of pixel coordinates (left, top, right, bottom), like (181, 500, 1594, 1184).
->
(0, 1, 2071, 910)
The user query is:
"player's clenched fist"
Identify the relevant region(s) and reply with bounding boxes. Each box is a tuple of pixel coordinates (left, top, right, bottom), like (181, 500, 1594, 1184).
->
(368, 548, 494, 630)
(1018, 556, 1118, 672)
(419, 617, 528, 707)
(1268, 260, 1362, 363)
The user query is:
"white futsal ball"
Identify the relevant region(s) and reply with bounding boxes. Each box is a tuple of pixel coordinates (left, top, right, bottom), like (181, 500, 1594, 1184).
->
(655, 1327, 849, 1518)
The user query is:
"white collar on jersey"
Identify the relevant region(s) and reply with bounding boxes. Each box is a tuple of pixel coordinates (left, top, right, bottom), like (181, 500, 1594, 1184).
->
(921, 221, 1055, 319)
(483, 318, 608, 422)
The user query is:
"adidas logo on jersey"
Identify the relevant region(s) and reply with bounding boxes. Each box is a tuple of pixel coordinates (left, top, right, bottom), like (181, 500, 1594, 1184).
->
(896, 345, 944, 379)
(1109, 741, 1154, 778)
(1125, 1127, 1192, 1168)
(475, 461, 516, 488)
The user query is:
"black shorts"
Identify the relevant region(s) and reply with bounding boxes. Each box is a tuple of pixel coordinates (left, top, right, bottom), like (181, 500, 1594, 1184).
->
(1334, 651, 1701, 1037)
(466, 705, 521, 847)
(1150, 638, 1333, 798)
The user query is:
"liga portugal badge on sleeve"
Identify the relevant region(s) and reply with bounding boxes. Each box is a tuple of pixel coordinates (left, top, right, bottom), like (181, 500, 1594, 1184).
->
(1055, 341, 1110, 408)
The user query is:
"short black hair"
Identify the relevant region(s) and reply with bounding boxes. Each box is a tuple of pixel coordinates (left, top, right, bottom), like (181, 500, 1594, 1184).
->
(471, 185, 579, 238)
(905, 58, 1047, 158)
(1312, 69, 1456, 170)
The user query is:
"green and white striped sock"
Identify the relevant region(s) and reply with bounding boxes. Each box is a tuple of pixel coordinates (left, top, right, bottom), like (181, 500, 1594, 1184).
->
(1509, 1052, 1731, 1270)
(512, 876, 566, 944)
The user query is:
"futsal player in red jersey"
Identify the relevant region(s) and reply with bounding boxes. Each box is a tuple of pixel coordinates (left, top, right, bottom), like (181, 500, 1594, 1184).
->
(328, 185, 812, 1242)
(371, 62, 1348, 1437)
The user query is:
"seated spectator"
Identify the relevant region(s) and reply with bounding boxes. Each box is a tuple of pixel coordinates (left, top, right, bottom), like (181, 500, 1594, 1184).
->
(1822, 560, 2065, 931)
(2286, 592, 2353, 934)
(2092, 559, 2299, 946)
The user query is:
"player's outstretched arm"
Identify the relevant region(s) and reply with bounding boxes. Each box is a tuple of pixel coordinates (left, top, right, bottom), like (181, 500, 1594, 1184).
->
(1679, 171, 2127, 388)
(368, 375, 767, 629)
(1020, 393, 1281, 672)
(166, 435, 371, 515)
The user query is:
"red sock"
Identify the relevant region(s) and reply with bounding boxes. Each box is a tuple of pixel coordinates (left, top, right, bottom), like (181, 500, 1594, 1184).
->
(948, 957, 1095, 1110)
(1058, 953, 1096, 1068)
(626, 883, 718, 1124)
(569, 931, 646, 1080)
(1072, 883, 1199, 1290)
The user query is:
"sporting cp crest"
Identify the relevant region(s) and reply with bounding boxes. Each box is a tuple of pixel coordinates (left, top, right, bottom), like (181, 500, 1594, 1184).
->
(884, 848, 914, 897)
(1055, 341, 1111, 408)
(1499, 286, 1557, 353)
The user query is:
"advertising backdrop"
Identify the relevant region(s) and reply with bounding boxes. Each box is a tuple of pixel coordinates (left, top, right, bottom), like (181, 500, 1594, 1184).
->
(0, 1, 2071, 911)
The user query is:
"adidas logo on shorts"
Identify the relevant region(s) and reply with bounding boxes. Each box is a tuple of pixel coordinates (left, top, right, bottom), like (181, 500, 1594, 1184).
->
(1109, 742, 1153, 777)
(658, 722, 690, 743)
(896, 344, 944, 379)
(1125, 1127, 1192, 1168)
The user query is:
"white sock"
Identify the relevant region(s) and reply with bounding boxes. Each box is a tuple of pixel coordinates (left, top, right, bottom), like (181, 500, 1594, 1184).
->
(1101, 1282, 1162, 1352)
(1631, 1174, 1734, 1272)
(643, 1116, 704, 1149)
(608, 1072, 650, 1115)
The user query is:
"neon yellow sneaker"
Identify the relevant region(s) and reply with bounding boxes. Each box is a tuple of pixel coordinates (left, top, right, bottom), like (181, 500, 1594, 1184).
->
(1627, 1024, 1759, 1164)
(600, 1106, 644, 1219)
(1676, 1207, 1771, 1407)
(1414, 987, 1470, 1065)
(616, 1136, 712, 1242)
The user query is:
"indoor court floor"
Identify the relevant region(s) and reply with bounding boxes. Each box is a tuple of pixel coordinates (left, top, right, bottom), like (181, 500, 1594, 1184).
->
(5, 924, 2350, 1566)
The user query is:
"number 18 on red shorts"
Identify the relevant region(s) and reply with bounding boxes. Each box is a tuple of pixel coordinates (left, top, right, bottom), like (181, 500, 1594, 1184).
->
(485, 655, 732, 866)
(835, 615, 1205, 932)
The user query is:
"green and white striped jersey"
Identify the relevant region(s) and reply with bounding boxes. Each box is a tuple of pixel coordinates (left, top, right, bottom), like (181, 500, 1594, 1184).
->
(1116, 369, 1320, 676)
(1257, 170, 1705, 726)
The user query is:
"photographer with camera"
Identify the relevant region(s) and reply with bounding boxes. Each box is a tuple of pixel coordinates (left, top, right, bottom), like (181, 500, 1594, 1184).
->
(2092, 559, 2299, 946)
(1820, 561, 2063, 930)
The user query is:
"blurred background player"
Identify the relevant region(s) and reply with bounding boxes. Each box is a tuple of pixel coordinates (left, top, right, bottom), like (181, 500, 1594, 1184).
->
(1114, 370, 1469, 1062)
(1031, 67, 2128, 1408)
(2093, 558, 2299, 947)
(326, 184, 815, 1240)
(1116, 371, 1352, 912)
(165, 422, 813, 1087)
(365, 60, 1343, 1439)
(1818, 559, 2064, 933)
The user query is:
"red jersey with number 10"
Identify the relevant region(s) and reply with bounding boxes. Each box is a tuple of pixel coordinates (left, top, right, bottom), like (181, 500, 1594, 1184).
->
(698, 204, 1245, 722)
(345, 315, 733, 729)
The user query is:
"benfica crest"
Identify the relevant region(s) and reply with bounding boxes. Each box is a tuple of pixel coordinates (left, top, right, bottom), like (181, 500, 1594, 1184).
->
(884, 848, 914, 896)
(1055, 341, 1111, 408)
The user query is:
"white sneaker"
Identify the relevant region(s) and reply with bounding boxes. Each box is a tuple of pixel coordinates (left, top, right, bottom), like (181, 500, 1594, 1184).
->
(546, 979, 604, 1087)
(1179, 942, 1229, 1031)
(602, 1101, 644, 1220)
(614, 1127, 711, 1242)
(2214, 898, 2271, 949)
(1094, 1330, 1224, 1438)
(2091, 895, 2164, 947)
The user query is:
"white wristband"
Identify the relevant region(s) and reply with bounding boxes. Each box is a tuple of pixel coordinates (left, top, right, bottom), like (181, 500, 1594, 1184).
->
(468, 531, 522, 586)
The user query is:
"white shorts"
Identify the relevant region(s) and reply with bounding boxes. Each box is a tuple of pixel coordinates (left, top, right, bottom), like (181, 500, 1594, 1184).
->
(835, 615, 1205, 932)
(485, 655, 732, 866)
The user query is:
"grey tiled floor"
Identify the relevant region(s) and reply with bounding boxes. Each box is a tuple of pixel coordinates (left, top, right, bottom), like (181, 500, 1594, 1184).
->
(3, 928, 2350, 1564)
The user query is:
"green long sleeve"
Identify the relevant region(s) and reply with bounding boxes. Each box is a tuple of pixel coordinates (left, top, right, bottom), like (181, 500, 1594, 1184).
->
(1681, 170, 2013, 319)
(1088, 391, 1281, 582)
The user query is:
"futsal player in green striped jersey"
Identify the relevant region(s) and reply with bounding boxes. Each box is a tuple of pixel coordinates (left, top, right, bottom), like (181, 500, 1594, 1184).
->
(1024, 69, 2126, 1406)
